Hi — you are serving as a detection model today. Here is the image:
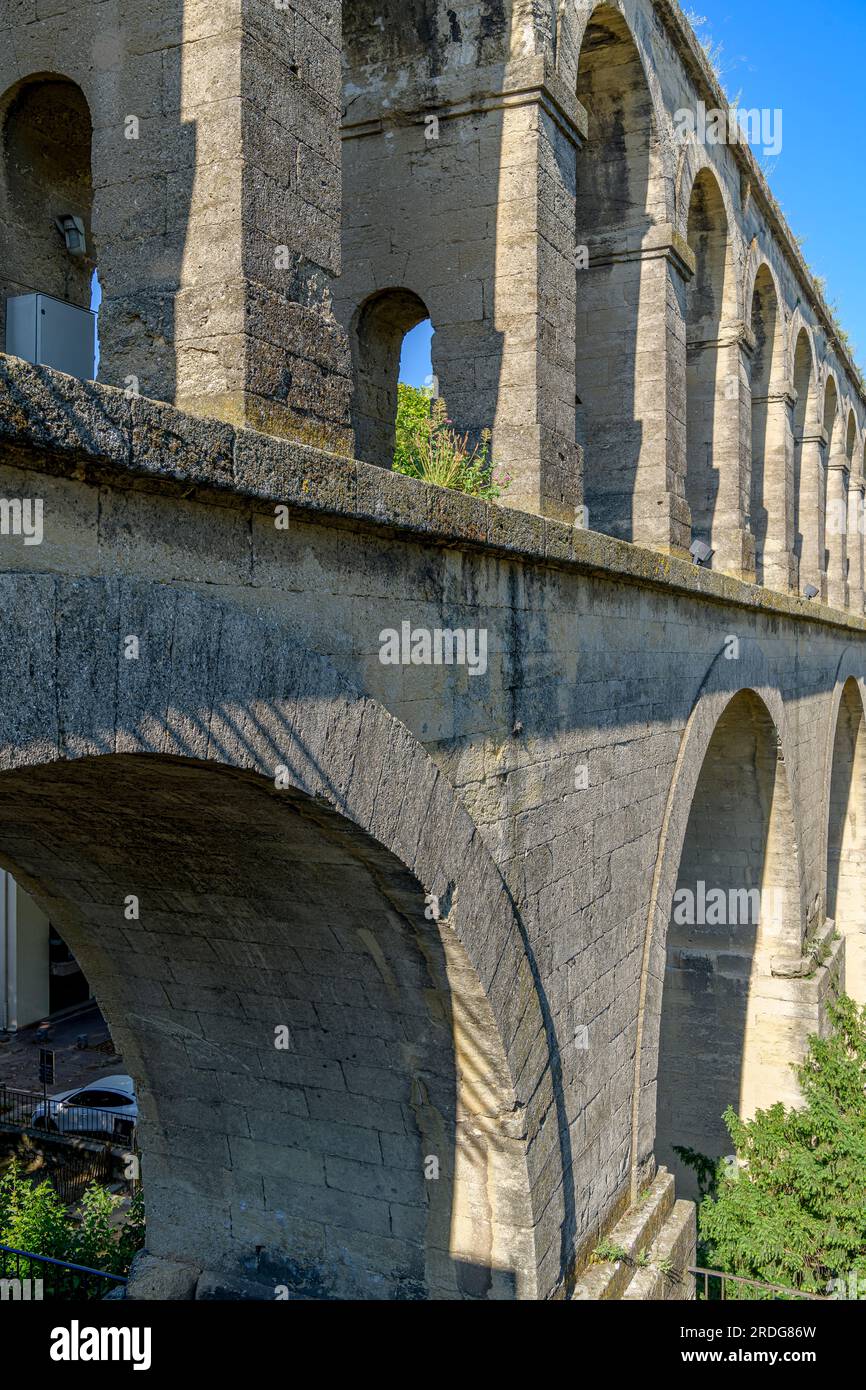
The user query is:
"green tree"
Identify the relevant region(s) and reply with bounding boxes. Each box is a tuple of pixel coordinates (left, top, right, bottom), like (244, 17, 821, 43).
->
(690, 996, 866, 1298)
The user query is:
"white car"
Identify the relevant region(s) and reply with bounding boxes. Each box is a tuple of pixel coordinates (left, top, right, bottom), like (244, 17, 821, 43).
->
(31, 1073, 138, 1141)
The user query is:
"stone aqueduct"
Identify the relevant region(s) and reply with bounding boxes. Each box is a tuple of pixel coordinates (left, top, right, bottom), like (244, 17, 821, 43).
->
(0, 0, 865, 1299)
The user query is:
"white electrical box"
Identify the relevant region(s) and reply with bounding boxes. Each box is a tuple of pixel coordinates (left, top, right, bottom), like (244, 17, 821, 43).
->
(5, 293, 96, 380)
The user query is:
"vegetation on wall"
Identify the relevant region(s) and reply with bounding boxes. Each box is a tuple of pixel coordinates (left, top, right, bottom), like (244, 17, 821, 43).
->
(677, 996, 866, 1298)
(393, 384, 510, 501)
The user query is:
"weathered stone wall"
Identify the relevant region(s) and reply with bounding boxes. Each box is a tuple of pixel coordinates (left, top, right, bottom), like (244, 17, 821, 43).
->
(3, 0, 866, 1301)
(339, 0, 866, 606)
(339, 0, 583, 520)
(0, 0, 352, 449)
(4, 0, 865, 594)
(1, 359, 865, 1294)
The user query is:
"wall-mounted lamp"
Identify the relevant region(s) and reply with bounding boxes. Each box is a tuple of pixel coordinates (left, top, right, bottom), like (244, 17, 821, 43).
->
(803, 585, 819, 600)
(55, 214, 87, 257)
(689, 539, 714, 567)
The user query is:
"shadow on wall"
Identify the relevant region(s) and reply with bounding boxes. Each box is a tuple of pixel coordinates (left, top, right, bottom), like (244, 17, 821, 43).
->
(749, 265, 788, 590)
(575, 5, 662, 542)
(685, 169, 736, 569)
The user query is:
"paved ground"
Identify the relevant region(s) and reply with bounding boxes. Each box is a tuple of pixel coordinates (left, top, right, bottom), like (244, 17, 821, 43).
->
(0, 1002, 124, 1095)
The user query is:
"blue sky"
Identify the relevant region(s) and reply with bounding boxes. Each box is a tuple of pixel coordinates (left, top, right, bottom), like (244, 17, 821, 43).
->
(401, 2, 865, 384)
(399, 320, 434, 389)
(679, 2, 865, 361)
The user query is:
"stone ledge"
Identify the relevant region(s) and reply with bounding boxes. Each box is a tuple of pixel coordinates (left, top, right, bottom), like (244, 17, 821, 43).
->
(1, 353, 865, 636)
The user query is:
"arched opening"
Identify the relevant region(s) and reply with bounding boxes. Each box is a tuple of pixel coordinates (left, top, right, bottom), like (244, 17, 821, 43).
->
(792, 329, 818, 591)
(0, 754, 535, 1300)
(822, 378, 842, 602)
(350, 288, 432, 469)
(574, 5, 666, 542)
(749, 266, 789, 589)
(685, 170, 738, 573)
(827, 679, 866, 1005)
(656, 691, 802, 1197)
(399, 318, 434, 390)
(0, 75, 96, 376)
(844, 412, 860, 608)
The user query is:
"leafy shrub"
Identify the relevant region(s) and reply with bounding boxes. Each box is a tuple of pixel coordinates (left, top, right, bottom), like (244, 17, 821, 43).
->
(0, 1158, 69, 1265)
(0, 1157, 144, 1277)
(686, 996, 866, 1298)
(393, 384, 511, 501)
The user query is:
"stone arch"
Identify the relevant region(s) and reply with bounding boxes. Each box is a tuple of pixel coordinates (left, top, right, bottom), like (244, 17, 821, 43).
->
(825, 676, 866, 1005)
(748, 261, 790, 589)
(574, 2, 669, 544)
(844, 410, 864, 609)
(791, 325, 821, 592)
(683, 166, 741, 573)
(0, 575, 563, 1299)
(823, 375, 847, 607)
(0, 72, 95, 361)
(653, 689, 802, 1195)
(349, 287, 432, 469)
(675, 150, 740, 290)
(631, 642, 809, 1191)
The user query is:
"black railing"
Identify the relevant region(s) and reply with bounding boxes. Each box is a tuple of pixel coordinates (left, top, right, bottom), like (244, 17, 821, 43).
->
(0, 1085, 136, 1145)
(0, 1245, 127, 1300)
(690, 1266, 829, 1301)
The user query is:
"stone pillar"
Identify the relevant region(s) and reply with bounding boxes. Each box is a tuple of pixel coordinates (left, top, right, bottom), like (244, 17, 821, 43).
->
(796, 429, 828, 598)
(848, 476, 865, 614)
(750, 382, 796, 592)
(86, 0, 351, 450)
(581, 224, 695, 553)
(493, 67, 584, 522)
(826, 459, 850, 611)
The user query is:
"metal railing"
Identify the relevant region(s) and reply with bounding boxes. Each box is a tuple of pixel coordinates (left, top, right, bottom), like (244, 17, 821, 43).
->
(690, 1266, 829, 1301)
(0, 1085, 136, 1145)
(0, 1244, 127, 1300)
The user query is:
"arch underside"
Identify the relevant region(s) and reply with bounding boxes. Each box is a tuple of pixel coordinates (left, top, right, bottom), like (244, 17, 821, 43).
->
(827, 678, 866, 1006)
(655, 691, 804, 1198)
(0, 753, 536, 1300)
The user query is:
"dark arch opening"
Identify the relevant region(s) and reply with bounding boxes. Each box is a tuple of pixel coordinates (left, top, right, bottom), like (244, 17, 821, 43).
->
(655, 691, 801, 1197)
(748, 265, 786, 588)
(822, 377, 839, 576)
(827, 678, 866, 1005)
(350, 288, 432, 469)
(684, 169, 735, 571)
(0, 753, 534, 1299)
(1, 75, 96, 374)
(792, 328, 817, 587)
(574, 5, 664, 542)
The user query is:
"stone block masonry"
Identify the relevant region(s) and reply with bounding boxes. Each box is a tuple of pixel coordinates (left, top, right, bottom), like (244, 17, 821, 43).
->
(1, 355, 865, 1298)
